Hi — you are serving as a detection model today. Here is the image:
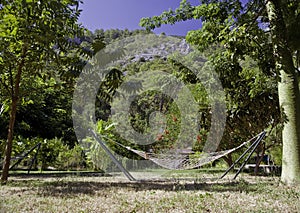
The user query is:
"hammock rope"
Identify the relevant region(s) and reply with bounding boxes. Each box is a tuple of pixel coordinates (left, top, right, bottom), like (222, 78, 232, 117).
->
(99, 132, 265, 170)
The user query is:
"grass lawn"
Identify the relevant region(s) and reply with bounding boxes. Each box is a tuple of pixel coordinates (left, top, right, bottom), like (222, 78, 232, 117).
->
(0, 170, 299, 212)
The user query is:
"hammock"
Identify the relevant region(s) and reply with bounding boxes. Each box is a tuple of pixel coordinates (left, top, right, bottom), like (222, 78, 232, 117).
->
(99, 131, 265, 170)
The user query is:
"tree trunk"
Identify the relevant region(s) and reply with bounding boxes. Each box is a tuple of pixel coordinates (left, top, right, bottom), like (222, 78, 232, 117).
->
(1, 47, 26, 184)
(1, 98, 18, 183)
(254, 144, 265, 175)
(278, 72, 300, 184)
(266, 0, 300, 185)
(223, 154, 233, 167)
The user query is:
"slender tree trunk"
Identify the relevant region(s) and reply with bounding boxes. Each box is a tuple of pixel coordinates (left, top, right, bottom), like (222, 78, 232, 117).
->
(1, 48, 26, 184)
(223, 154, 233, 167)
(1, 97, 19, 183)
(266, 0, 300, 185)
(254, 144, 265, 175)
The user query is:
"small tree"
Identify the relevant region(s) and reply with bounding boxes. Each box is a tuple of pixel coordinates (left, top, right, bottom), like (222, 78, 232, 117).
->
(0, 0, 85, 183)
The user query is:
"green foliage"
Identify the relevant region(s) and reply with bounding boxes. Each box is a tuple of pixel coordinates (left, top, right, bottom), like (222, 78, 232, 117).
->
(17, 79, 76, 145)
(0, 76, 78, 146)
(83, 120, 119, 171)
(83, 136, 111, 171)
(9, 136, 36, 159)
(0, 136, 86, 170)
(0, 0, 86, 80)
(38, 138, 65, 170)
(93, 28, 151, 44)
(10, 137, 66, 170)
(0, 0, 89, 181)
(0, 28, 155, 172)
(140, 0, 284, 158)
(56, 144, 86, 170)
(93, 56, 211, 157)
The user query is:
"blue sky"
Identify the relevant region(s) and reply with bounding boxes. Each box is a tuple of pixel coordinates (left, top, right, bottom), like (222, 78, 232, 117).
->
(78, 0, 201, 36)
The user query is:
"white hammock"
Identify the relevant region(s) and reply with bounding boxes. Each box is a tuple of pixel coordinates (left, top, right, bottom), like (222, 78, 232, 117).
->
(101, 132, 265, 170)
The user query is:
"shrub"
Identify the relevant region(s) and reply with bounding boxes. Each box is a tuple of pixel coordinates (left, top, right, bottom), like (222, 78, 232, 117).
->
(56, 144, 86, 170)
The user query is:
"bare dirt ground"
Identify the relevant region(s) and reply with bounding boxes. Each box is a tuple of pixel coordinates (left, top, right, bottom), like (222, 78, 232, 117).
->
(1, 170, 299, 212)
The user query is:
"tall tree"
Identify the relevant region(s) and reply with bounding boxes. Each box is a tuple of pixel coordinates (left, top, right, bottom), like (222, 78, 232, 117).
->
(265, 0, 300, 185)
(0, 0, 85, 183)
(140, 0, 300, 185)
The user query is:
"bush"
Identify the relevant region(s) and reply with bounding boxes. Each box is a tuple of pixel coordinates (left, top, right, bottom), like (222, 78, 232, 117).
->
(0, 136, 87, 171)
(37, 138, 65, 170)
(83, 137, 111, 171)
(56, 144, 86, 170)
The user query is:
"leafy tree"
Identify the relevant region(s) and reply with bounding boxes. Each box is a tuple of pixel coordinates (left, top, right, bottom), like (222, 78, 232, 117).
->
(15, 80, 77, 145)
(0, 32, 104, 145)
(0, 0, 86, 183)
(78, 28, 278, 171)
(93, 55, 208, 156)
(93, 28, 150, 45)
(140, 0, 300, 184)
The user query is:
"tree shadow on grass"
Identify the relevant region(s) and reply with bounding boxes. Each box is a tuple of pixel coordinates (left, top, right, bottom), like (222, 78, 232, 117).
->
(6, 176, 267, 197)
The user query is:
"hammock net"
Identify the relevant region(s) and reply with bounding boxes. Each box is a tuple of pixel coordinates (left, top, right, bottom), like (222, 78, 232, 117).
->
(101, 132, 264, 170)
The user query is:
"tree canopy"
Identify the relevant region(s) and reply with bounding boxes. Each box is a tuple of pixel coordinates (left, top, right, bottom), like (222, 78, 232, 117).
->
(140, 0, 300, 185)
(0, 0, 87, 183)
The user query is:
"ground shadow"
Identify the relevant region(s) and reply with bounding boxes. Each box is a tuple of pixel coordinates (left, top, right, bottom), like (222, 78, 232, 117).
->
(5, 174, 268, 197)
